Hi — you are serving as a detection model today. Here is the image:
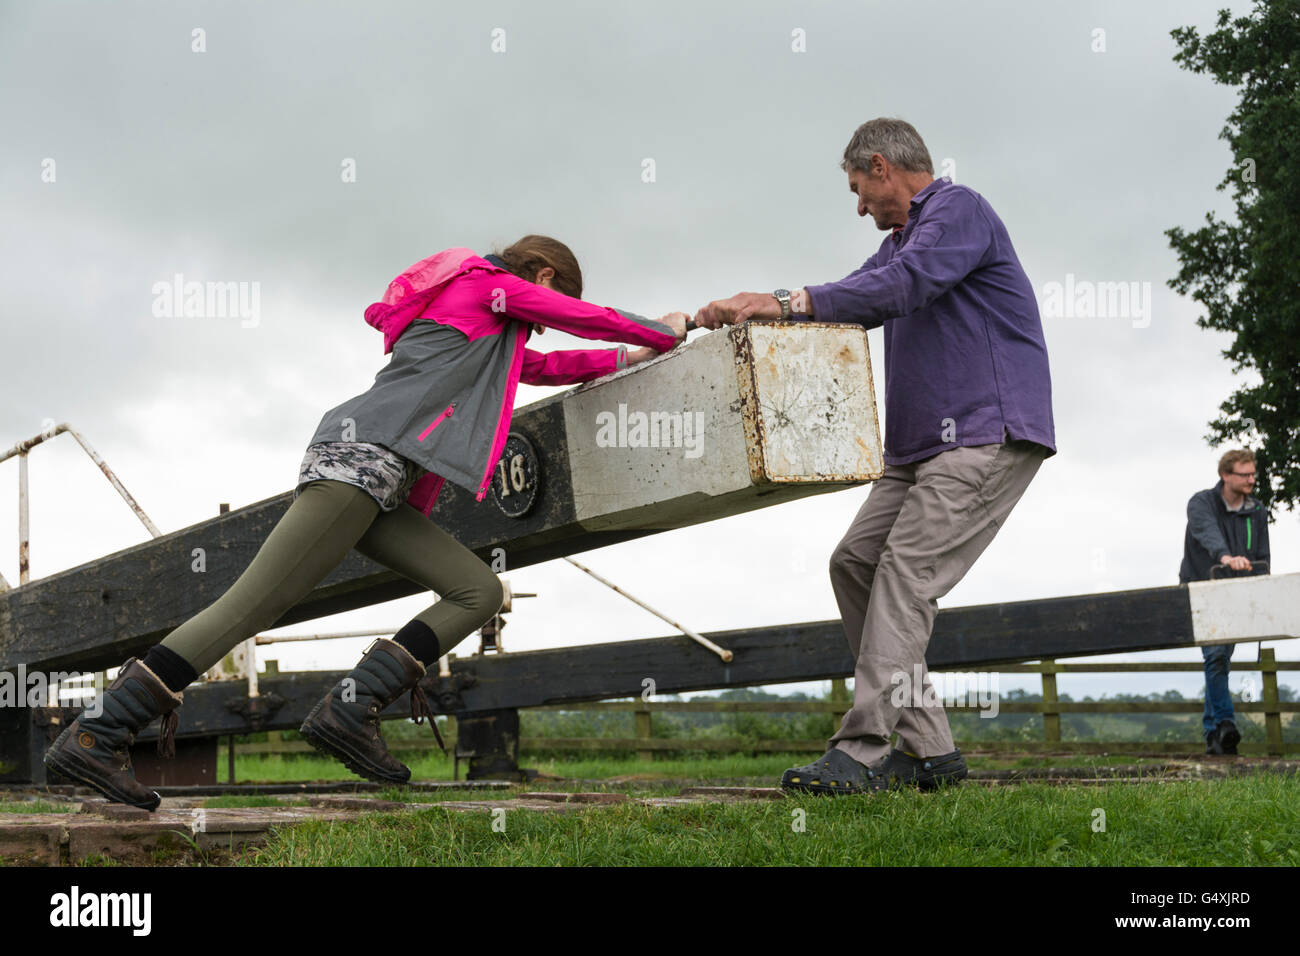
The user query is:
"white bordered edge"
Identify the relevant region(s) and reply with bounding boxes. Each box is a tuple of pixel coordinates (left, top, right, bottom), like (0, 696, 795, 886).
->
(1187, 571, 1300, 645)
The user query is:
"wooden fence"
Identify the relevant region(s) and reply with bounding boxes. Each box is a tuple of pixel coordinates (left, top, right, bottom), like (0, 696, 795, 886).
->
(234, 650, 1299, 759)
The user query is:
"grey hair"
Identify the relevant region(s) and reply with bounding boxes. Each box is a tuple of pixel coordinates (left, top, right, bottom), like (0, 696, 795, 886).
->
(840, 118, 934, 175)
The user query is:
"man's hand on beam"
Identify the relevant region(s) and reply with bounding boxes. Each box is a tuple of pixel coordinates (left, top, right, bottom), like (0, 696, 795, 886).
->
(693, 292, 784, 330)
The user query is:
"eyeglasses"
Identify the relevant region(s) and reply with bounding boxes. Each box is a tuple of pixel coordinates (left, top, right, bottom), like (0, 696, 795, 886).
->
(1230, 472, 1256, 480)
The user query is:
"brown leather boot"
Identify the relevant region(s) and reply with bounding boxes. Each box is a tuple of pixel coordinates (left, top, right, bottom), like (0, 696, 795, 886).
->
(43, 658, 183, 812)
(299, 638, 443, 784)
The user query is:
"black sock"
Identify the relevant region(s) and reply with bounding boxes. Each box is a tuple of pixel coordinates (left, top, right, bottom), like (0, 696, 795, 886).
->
(141, 644, 199, 693)
(392, 619, 441, 668)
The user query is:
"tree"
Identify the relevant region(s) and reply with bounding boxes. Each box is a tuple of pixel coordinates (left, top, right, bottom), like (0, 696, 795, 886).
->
(1166, 2, 1300, 514)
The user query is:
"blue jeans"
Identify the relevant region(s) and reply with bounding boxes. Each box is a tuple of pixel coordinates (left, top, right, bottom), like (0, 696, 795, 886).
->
(1202, 644, 1235, 737)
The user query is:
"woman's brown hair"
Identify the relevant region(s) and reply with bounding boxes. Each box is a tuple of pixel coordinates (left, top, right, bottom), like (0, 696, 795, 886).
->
(495, 235, 583, 299)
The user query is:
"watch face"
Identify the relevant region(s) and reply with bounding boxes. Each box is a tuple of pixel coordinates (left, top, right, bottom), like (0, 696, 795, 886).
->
(773, 289, 790, 297)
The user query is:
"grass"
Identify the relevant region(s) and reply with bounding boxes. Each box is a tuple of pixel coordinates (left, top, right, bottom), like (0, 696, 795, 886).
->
(204, 749, 1298, 867)
(225, 750, 1176, 786)
(0, 799, 76, 814)
(375, 786, 519, 803)
(240, 773, 1300, 867)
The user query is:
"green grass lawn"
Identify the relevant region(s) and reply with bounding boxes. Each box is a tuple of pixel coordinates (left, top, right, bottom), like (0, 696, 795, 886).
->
(225, 750, 1185, 786)
(240, 774, 1300, 867)
(0, 799, 75, 814)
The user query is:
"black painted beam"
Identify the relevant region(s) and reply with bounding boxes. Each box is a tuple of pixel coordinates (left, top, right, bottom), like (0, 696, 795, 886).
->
(126, 582, 1224, 741)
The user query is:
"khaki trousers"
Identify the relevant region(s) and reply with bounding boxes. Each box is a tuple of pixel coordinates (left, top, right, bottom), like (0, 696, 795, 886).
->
(827, 438, 1048, 766)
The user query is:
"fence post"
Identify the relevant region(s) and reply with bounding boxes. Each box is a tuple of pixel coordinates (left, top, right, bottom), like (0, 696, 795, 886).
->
(635, 704, 652, 762)
(1259, 648, 1283, 756)
(450, 712, 459, 781)
(1041, 660, 1060, 744)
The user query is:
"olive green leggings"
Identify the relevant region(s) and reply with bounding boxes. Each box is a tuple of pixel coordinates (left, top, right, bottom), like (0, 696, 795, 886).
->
(161, 479, 504, 675)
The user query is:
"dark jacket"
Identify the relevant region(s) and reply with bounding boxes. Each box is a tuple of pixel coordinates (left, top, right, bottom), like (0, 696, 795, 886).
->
(1179, 479, 1271, 583)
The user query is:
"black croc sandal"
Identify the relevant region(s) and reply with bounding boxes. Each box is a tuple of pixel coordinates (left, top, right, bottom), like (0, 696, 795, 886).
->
(780, 748, 888, 795)
(881, 748, 968, 790)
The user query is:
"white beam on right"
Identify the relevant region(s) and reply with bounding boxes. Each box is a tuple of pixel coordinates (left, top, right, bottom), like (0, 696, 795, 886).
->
(1187, 572, 1300, 645)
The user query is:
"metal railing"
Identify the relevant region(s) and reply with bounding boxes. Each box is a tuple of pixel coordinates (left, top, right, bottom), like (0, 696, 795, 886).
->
(0, 422, 161, 590)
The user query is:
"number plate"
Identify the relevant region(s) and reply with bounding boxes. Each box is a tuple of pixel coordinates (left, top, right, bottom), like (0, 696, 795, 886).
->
(491, 432, 540, 518)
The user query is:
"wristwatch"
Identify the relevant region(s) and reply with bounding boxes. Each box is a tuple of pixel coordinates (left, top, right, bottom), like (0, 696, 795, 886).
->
(772, 289, 791, 320)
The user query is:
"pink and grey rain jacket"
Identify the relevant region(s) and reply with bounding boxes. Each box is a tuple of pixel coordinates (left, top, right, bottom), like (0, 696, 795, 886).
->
(307, 247, 679, 516)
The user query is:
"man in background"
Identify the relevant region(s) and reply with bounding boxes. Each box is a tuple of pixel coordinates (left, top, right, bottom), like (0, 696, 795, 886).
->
(1179, 449, 1271, 755)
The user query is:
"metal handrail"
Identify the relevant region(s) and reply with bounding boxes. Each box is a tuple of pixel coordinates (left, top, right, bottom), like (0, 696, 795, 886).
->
(0, 423, 161, 588)
(253, 629, 406, 645)
(0, 423, 164, 702)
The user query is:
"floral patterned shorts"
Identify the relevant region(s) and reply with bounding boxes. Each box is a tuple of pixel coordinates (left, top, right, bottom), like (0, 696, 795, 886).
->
(295, 441, 425, 512)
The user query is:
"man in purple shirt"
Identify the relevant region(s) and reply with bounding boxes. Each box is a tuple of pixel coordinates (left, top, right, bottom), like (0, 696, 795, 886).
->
(696, 118, 1056, 795)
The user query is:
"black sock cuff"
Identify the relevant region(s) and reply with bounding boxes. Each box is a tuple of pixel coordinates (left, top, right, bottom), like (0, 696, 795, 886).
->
(393, 619, 441, 668)
(142, 644, 199, 693)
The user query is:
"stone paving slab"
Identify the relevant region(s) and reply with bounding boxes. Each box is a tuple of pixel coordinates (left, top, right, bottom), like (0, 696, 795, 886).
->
(518, 791, 630, 804)
(431, 799, 584, 813)
(679, 786, 787, 800)
(0, 821, 65, 866)
(968, 758, 1300, 786)
(0, 804, 363, 866)
(300, 795, 410, 812)
(26, 780, 514, 800)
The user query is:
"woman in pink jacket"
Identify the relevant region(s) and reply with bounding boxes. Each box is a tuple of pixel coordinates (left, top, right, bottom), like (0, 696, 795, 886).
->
(45, 235, 687, 808)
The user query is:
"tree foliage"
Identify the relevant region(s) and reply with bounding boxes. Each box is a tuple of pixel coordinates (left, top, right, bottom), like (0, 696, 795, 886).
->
(1166, 1, 1300, 513)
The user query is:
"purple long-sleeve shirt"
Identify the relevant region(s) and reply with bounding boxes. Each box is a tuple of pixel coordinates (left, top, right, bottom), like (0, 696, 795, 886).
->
(805, 177, 1056, 466)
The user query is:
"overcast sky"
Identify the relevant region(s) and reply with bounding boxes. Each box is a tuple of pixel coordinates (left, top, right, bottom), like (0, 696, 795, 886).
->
(2, 0, 1292, 704)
